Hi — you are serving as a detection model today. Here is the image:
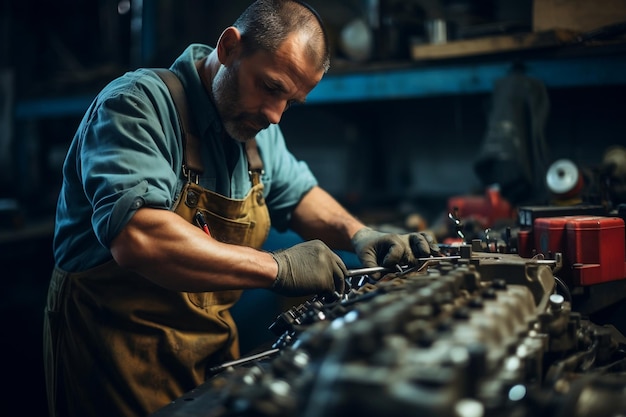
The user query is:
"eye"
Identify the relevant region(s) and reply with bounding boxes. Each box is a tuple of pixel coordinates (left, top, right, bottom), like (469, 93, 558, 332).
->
(284, 99, 300, 111)
(260, 79, 303, 111)
(263, 82, 282, 97)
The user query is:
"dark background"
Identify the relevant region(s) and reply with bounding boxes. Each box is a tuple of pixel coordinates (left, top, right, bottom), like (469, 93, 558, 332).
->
(1, 1, 625, 416)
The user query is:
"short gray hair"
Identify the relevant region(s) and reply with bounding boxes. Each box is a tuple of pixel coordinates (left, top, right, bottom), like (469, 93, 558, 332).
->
(233, 0, 331, 72)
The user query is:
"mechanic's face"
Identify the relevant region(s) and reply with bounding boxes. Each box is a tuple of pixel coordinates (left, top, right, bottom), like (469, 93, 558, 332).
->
(213, 31, 325, 142)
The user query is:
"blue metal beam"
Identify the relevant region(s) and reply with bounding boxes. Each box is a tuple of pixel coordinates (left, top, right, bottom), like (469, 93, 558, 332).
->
(307, 55, 626, 104)
(14, 54, 626, 119)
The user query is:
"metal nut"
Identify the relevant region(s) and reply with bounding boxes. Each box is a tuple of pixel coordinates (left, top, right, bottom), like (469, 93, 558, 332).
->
(186, 190, 199, 207)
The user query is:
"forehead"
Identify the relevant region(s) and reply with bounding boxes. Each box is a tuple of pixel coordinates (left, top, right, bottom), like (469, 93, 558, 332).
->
(242, 32, 324, 96)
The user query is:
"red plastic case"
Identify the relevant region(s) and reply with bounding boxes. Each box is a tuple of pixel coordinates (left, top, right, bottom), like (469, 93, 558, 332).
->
(534, 217, 570, 257)
(566, 216, 626, 285)
(531, 216, 626, 285)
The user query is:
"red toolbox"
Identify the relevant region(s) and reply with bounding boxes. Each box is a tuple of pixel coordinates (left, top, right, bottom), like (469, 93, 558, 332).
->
(535, 216, 571, 257)
(531, 216, 626, 285)
(567, 216, 626, 286)
(534, 216, 575, 278)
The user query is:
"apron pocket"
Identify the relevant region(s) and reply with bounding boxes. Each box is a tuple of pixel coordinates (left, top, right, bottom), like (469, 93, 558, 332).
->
(199, 209, 254, 246)
(186, 290, 242, 308)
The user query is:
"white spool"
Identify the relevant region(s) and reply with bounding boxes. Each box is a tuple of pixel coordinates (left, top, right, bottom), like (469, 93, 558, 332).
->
(546, 159, 582, 197)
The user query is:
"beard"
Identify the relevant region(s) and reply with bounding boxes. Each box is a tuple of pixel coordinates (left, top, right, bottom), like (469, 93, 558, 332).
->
(212, 62, 269, 142)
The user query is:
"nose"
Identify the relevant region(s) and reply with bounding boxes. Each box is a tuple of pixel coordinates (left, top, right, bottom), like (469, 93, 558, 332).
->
(262, 99, 287, 125)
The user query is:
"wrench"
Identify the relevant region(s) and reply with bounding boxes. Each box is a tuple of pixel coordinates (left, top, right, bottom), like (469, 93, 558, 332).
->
(346, 256, 460, 277)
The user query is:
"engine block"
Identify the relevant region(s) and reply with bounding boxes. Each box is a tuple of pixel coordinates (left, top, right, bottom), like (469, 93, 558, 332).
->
(152, 246, 626, 417)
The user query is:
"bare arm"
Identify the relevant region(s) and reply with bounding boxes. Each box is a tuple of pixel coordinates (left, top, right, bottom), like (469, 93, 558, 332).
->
(289, 186, 366, 251)
(110, 207, 278, 292)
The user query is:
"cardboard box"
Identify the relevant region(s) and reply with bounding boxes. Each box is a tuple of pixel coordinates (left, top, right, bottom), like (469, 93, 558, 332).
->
(533, 0, 626, 33)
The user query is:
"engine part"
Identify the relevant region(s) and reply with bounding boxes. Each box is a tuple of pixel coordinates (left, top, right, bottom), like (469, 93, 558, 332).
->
(151, 246, 626, 417)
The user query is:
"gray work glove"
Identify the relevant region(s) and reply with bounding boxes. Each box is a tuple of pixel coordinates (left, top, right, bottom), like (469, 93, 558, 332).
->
(270, 240, 347, 297)
(351, 227, 441, 268)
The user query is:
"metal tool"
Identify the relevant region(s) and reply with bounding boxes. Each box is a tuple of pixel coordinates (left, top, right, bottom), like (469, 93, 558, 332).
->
(346, 265, 406, 277)
(346, 256, 461, 277)
(208, 348, 280, 376)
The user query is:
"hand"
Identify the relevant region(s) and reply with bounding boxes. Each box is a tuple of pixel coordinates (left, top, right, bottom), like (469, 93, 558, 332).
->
(270, 240, 347, 297)
(351, 227, 441, 268)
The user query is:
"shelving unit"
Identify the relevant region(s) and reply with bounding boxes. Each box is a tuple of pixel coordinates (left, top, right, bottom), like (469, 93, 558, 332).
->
(14, 47, 626, 120)
(308, 53, 626, 104)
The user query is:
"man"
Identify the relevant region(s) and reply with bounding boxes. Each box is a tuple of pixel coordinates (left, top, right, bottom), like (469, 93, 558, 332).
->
(44, 1, 439, 416)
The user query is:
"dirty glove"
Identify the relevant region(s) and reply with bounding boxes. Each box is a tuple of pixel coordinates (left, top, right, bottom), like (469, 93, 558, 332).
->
(270, 240, 347, 297)
(351, 227, 441, 268)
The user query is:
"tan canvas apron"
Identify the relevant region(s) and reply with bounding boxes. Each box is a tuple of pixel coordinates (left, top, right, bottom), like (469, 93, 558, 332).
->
(43, 70, 270, 417)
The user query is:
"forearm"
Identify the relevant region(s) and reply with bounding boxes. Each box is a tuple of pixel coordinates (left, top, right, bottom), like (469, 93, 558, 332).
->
(289, 186, 365, 251)
(110, 207, 278, 292)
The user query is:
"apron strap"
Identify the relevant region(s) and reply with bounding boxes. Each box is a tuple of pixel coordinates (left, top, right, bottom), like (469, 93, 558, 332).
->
(245, 139, 264, 186)
(152, 68, 204, 182)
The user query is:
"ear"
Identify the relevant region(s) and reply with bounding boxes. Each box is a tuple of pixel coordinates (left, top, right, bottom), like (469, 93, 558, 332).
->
(216, 27, 242, 66)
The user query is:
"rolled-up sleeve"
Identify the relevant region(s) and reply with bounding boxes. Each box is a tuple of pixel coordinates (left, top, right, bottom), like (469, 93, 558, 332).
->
(80, 79, 181, 248)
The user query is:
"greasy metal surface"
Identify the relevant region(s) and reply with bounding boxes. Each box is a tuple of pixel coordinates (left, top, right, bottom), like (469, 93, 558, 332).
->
(151, 246, 626, 417)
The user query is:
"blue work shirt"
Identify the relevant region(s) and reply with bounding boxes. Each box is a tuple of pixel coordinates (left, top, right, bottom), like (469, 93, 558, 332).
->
(53, 44, 318, 272)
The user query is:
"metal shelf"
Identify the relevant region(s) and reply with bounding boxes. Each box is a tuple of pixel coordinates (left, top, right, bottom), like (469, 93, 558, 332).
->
(14, 53, 626, 120)
(307, 54, 626, 104)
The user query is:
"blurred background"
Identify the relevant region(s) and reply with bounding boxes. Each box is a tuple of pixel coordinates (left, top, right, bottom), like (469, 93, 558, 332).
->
(1, 0, 625, 415)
